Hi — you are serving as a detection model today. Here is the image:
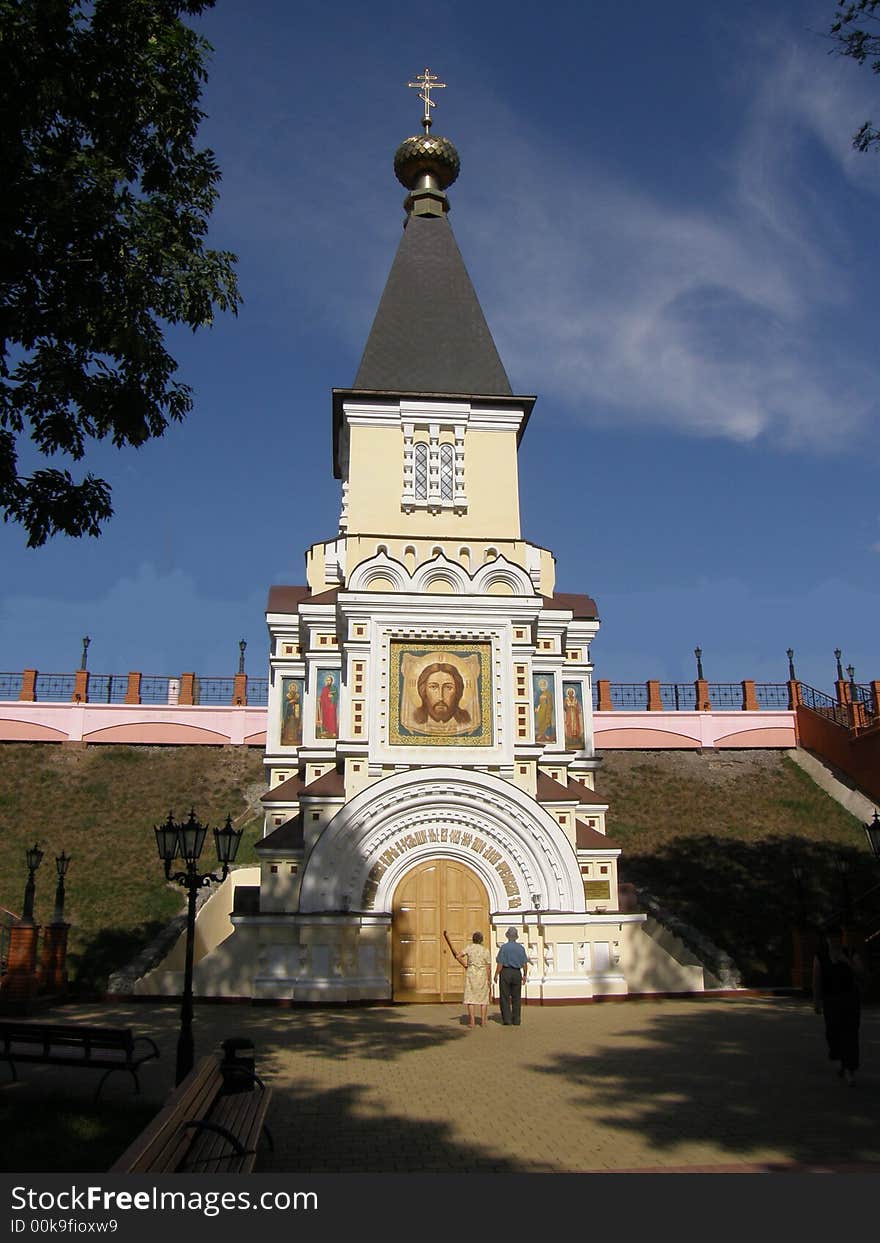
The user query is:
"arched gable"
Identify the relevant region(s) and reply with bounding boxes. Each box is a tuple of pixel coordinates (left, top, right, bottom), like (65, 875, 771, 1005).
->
(298, 766, 583, 916)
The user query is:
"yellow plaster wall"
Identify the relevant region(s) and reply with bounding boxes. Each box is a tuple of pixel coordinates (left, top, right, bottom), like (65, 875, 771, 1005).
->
(345, 425, 521, 539)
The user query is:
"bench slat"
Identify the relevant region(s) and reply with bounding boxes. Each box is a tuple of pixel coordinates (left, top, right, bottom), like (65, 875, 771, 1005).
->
(111, 1055, 272, 1176)
(111, 1057, 221, 1174)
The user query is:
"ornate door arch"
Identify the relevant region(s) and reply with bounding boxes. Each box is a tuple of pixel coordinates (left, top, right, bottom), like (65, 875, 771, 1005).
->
(392, 858, 489, 1001)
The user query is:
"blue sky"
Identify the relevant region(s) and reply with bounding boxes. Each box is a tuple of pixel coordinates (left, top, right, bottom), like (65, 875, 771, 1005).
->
(1, 0, 878, 691)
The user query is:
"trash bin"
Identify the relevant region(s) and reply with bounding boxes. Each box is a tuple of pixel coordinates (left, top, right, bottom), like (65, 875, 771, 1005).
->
(221, 1037, 255, 1093)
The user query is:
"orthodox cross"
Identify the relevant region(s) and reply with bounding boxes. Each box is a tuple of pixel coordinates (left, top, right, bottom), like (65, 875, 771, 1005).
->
(407, 67, 446, 131)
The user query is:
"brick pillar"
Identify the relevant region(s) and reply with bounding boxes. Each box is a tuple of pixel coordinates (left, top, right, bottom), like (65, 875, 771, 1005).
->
(72, 669, 89, 702)
(18, 669, 37, 702)
(596, 680, 612, 711)
(38, 924, 70, 993)
(178, 673, 195, 705)
(646, 680, 662, 711)
(0, 924, 41, 1011)
(232, 673, 247, 706)
(741, 680, 758, 711)
(695, 679, 710, 711)
(836, 679, 851, 707)
(124, 672, 141, 704)
(787, 680, 801, 710)
(871, 682, 880, 719)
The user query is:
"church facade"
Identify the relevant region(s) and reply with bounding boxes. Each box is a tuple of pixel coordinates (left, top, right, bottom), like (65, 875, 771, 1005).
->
(186, 96, 708, 1003)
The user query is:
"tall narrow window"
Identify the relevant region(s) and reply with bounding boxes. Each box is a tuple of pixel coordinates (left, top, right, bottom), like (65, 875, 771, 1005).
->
(439, 443, 454, 501)
(414, 442, 428, 501)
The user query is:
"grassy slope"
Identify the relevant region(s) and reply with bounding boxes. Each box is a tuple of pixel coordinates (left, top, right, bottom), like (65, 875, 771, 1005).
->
(599, 750, 874, 984)
(0, 743, 265, 992)
(0, 744, 874, 991)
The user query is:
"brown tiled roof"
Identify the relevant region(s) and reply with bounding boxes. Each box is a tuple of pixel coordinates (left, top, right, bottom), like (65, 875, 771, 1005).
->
(232, 885, 260, 915)
(301, 767, 345, 798)
(566, 776, 604, 803)
(575, 820, 620, 851)
(536, 772, 606, 806)
(261, 772, 305, 803)
(266, 585, 310, 613)
(536, 772, 576, 802)
(255, 814, 305, 852)
(541, 592, 598, 619)
(304, 588, 339, 605)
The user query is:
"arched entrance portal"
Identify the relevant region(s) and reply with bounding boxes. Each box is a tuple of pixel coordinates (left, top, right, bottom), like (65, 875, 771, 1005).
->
(392, 859, 490, 1002)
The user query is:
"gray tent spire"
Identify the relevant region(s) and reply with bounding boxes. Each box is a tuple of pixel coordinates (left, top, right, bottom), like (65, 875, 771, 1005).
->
(353, 115, 512, 397)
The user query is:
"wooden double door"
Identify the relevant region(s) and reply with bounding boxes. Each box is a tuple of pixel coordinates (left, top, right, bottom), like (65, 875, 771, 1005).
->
(392, 859, 490, 1001)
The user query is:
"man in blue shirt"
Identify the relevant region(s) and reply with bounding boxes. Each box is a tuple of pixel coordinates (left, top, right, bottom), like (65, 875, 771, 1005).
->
(494, 927, 529, 1025)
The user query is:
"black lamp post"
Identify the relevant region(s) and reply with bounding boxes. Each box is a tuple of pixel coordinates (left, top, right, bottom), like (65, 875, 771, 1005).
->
(52, 851, 71, 924)
(834, 853, 853, 928)
(787, 648, 796, 681)
(238, 640, 247, 675)
(80, 636, 90, 671)
(21, 843, 44, 924)
(694, 647, 704, 680)
(790, 859, 807, 989)
(153, 808, 242, 1084)
(791, 860, 806, 921)
(834, 649, 844, 681)
(865, 810, 880, 859)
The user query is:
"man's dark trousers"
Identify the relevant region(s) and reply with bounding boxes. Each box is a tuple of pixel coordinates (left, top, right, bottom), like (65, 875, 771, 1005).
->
(499, 966, 523, 1025)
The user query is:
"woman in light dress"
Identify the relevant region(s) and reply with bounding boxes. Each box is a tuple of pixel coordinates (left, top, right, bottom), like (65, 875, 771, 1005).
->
(445, 930, 492, 1028)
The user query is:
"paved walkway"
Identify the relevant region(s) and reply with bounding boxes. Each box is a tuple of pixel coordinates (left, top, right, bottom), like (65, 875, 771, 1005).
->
(9, 995, 880, 1173)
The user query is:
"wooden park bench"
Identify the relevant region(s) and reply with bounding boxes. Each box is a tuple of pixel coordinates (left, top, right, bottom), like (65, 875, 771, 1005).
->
(110, 1051, 273, 1174)
(0, 1020, 160, 1101)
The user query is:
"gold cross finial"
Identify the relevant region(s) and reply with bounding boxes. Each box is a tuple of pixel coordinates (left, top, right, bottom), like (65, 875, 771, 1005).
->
(407, 67, 446, 131)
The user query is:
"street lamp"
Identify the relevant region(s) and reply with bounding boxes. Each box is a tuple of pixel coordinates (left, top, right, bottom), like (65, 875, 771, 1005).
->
(834, 853, 852, 927)
(52, 851, 71, 924)
(238, 639, 247, 675)
(865, 810, 880, 859)
(789, 860, 807, 989)
(153, 808, 242, 1084)
(694, 647, 704, 680)
(834, 649, 844, 681)
(21, 843, 44, 924)
(786, 649, 796, 680)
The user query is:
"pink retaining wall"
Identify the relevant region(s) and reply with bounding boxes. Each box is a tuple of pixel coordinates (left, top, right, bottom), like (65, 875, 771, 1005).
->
(0, 702, 267, 747)
(0, 700, 793, 750)
(592, 711, 796, 750)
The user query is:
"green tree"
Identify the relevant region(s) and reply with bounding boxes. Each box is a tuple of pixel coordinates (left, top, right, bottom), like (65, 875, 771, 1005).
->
(830, 0, 880, 151)
(0, 0, 240, 547)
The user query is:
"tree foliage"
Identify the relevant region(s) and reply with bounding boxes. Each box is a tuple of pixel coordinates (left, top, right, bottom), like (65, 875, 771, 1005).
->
(0, 0, 240, 546)
(830, 0, 880, 151)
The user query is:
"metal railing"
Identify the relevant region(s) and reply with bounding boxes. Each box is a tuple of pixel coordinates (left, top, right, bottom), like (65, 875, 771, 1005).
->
(799, 682, 850, 728)
(607, 683, 650, 710)
(139, 676, 177, 705)
(754, 683, 790, 710)
(86, 675, 129, 704)
(34, 674, 76, 701)
(0, 671, 266, 706)
(246, 678, 269, 706)
(0, 673, 22, 701)
(658, 684, 697, 710)
(705, 683, 742, 709)
(193, 677, 235, 705)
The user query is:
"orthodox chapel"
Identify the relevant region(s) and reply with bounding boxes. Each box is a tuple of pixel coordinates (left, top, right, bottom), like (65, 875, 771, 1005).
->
(183, 79, 708, 1003)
